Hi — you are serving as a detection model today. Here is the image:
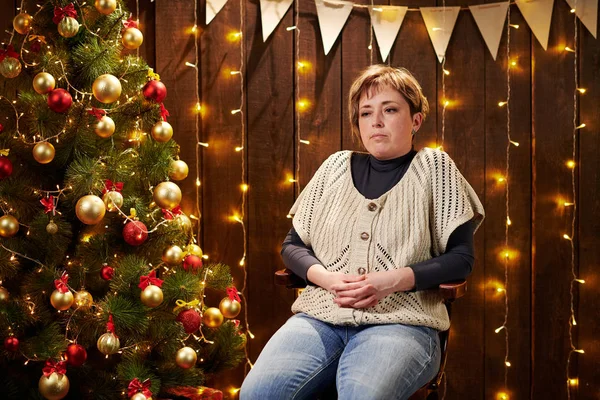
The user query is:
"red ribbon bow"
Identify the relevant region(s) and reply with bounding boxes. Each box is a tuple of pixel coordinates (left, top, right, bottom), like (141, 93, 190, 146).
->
(106, 314, 116, 334)
(159, 103, 170, 121)
(40, 196, 55, 214)
(123, 17, 139, 29)
(161, 205, 182, 220)
(227, 286, 241, 302)
(87, 108, 106, 121)
(53, 4, 77, 25)
(43, 359, 67, 377)
(0, 45, 19, 62)
(128, 378, 152, 398)
(54, 272, 69, 293)
(103, 179, 124, 194)
(139, 270, 164, 290)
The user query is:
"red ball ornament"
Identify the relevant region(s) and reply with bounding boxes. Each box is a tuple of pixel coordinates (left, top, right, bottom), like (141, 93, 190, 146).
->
(142, 80, 167, 103)
(123, 220, 148, 246)
(183, 255, 202, 272)
(66, 343, 87, 366)
(100, 265, 114, 280)
(0, 156, 13, 179)
(4, 336, 19, 352)
(176, 308, 202, 334)
(47, 88, 73, 113)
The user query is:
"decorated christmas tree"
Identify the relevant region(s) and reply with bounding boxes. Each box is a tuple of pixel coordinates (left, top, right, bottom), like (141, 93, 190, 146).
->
(0, 1, 245, 399)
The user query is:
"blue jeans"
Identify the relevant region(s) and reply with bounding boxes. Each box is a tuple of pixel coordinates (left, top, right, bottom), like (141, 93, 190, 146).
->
(240, 313, 441, 400)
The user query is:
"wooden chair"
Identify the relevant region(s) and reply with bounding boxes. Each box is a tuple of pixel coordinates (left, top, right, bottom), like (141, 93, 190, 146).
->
(274, 268, 467, 400)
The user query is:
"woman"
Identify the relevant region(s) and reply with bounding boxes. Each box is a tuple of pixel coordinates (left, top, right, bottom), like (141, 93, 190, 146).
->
(240, 65, 485, 400)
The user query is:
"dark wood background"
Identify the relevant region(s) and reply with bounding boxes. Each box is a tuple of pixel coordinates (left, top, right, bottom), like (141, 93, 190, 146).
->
(3, 0, 599, 398)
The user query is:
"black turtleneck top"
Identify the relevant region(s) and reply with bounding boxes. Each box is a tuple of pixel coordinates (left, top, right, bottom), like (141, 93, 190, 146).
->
(281, 149, 476, 291)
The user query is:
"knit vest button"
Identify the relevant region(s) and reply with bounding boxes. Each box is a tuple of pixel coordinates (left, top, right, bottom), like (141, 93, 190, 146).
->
(368, 202, 377, 211)
(358, 267, 366, 275)
(360, 232, 369, 240)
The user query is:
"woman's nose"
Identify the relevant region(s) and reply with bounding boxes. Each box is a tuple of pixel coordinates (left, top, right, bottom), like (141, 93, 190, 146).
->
(372, 113, 384, 127)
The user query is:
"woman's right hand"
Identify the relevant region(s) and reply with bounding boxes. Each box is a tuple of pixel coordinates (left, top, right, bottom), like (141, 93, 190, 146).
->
(306, 264, 364, 293)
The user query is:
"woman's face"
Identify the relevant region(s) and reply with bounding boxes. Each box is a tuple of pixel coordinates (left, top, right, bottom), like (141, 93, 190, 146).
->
(358, 85, 422, 160)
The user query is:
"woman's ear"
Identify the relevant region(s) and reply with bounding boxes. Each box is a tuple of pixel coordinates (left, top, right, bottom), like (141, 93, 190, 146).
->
(412, 113, 423, 134)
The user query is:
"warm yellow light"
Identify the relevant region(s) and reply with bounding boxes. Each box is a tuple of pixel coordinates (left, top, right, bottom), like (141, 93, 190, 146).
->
(198, 142, 209, 147)
(566, 160, 575, 169)
(195, 102, 202, 112)
(297, 60, 312, 72)
(248, 330, 255, 339)
(286, 26, 297, 31)
(509, 24, 519, 29)
(574, 349, 585, 354)
(288, 178, 297, 183)
(564, 202, 574, 206)
(231, 215, 243, 223)
(230, 70, 241, 75)
(185, 62, 197, 68)
(568, 378, 579, 387)
(510, 60, 517, 67)
(235, 146, 243, 152)
(297, 99, 310, 111)
(570, 8, 576, 13)
(299, 139, 310, 145)
(444, 100, 450, 106)
(241, 184, 249, 192)
(575, 278, 585, 284)
(229, 387, 241, 395)
(564, 46, 576, 53)
(576, 123, 586, 129)
(510, 140, 519, 147)
(443, 69, 450, 75)
(496, 287, 505, 293)
(286, 214, 292, 219)
(506, 216, 511, 226)
(432, 27, 442, 31)
(496, 392, 510, 400)
(202, 254, 209, 260)
(227, 31, 243, 42)
(196, 178, 201, 187)
(505, 361, 511, 367)
(577, 88, 586, 94)
(231, 109, 242, 114)
(495, 326, 505, 333)
(572, 315, 577, 326)
(563, 234, 572, 240)
(498, 101, 508, 107)
(497, 176, 506, 183)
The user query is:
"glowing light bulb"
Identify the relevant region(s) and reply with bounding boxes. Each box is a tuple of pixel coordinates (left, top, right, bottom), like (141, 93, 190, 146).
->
(498, 101, 508, 107)
(495, 326, 505, 333)
(576, 88, 586, 94)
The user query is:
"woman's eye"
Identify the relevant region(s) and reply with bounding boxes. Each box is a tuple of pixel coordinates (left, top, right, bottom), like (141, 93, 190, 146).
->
(360, 112, 370, 117)
(385, 108, 397, 113)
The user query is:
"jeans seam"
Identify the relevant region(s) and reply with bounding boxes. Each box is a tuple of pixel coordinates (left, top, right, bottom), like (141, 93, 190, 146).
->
(291, 347, 344, 400)
(395, 333, 436, 400)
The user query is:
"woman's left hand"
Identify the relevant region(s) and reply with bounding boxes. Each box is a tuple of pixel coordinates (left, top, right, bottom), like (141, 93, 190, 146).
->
(331, 268, 415, 309)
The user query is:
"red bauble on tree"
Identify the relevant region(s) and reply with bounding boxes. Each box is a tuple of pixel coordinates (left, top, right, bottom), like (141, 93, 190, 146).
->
(183, 255, 202, 272)
(123, 220, 148, 246)
(65, 343, 87, 366)
(47, 88, 72, 113)
(142, 80, 167, 103)
(100, 265, 114, 281)
(4, 336, 19, 352)
(176, 308, 201, 334)
(0, 156, 13, 179)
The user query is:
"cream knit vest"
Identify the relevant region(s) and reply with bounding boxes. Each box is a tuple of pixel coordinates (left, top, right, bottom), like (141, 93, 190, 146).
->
(289, 148, 485, 331)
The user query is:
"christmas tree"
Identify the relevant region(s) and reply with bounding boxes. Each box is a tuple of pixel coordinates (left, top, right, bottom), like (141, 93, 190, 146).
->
(0, 1, 245, 399)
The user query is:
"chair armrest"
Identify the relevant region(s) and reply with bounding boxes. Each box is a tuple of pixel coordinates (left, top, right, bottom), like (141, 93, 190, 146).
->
(275, 268, 306, 288)
(438, 280, 467, 302)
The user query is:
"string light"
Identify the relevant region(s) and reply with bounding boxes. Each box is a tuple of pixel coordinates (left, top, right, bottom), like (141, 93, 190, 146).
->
(498, 101, 508, 107)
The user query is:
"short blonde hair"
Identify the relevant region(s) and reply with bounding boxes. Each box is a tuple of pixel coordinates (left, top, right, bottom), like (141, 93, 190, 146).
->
(348, 65, 429, 140)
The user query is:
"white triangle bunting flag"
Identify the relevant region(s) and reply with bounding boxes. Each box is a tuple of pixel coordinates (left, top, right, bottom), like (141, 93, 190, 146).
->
(369, 6, 408, 62)
(565, 0, 597, 38)
(315, 0, 354, 56)
(420, 7, 461, 63)
(469, 2, 509, 60)
(206, 0, 229, 25)
(515, 0, 554, 50)
(260, 0, 294, 42)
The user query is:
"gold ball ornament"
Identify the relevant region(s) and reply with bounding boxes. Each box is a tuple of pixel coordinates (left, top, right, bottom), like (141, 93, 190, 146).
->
(169, 160, 189, 181)
(46, 220, 58, 234)
(33, 142, 55, 164)
(57, 16, 80, 38)
(0, 286, 9, 302)
(151, 121, 173, 143)
(0, 57, 22, 79)
(202, 307, 224, 328)
(33, 72, 56, 94)
(50, 289, 74, 311)
(219, 297, 241, 319)
(175, 346, 197, 369)
(0, 215, 19, 238)
(13, 13, 33, 35)
(92, 74, 122, 104)
(94, 0, 117, 15)
(141, 285, 163, 308)
(102, 190, 123, 212)
(122, 27, 144, 50)
(72, 290, 93, 310)
(185, 244, 203, 258)
(130, 394, 151, 400)
(162, 245, 183, 265)
(95, 115, 115, 138)
(175, 214, 192, 232)
(76, 195, 106, 225)
(39, 372, 70, 400)
(97, 332, 120, 355)
(153, 181, 182, 210)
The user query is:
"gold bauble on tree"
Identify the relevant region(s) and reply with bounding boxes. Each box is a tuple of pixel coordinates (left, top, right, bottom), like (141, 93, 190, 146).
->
(122, 27, 143, 50)
(94, 0, 117, 15)
(175, 346, 197, 369)
(0, 286, 9, 302)
(169, 159, 189, 181)
(102, 191, 123, 212)
(92, 74, 122, 104)
(75, 195, 106, 225)
(46, 220, 59, 234)
(57, 16, 80, 38)
(130, 393, 151, 400)
(185, 244, 203, 258)
(140, 285, 163, 308)
(175, 214, 192, 232)
(219, 297, 241, 319)
(162, 245, 183, 265)
(50, 289, 74, 311)
(0, 57, 22, 79)
(72, 290, 93, 310)
(202, 307, 224, 328)
(153, 181, 182, 210)
(95, 115, 115, 138)
(33, 142, 55, 164)
(13, 13, 33, 35)
(0, 215, 19, 238)
(33, 72, 56, 94)
(151, 121, 173, 143)
(39, 372, 70, 400)
(97, 332, 120, 355)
